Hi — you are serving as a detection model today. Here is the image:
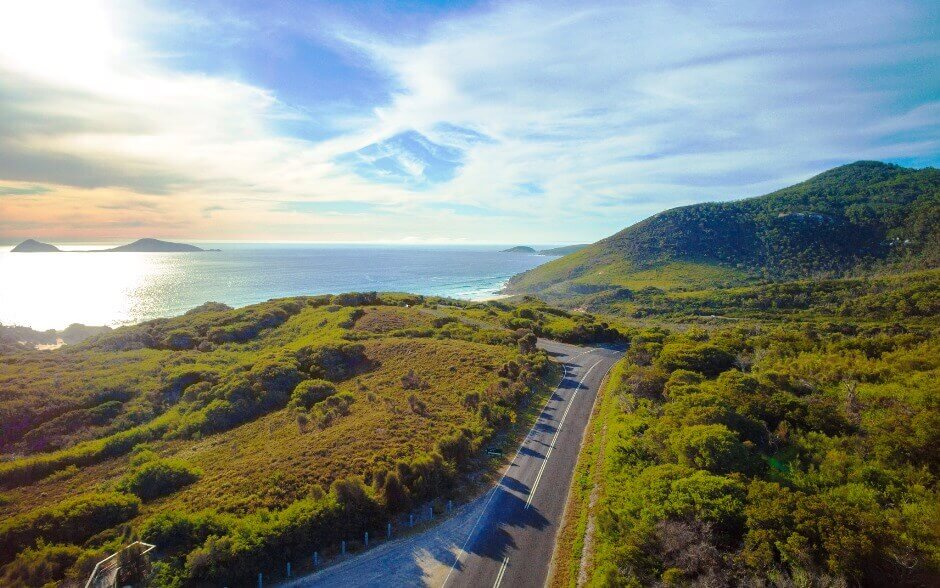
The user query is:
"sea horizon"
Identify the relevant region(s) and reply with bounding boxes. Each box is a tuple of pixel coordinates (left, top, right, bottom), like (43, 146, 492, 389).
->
(0, 243, 559, 331)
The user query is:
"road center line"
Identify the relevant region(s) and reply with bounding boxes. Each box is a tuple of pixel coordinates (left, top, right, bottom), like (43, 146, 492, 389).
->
(493, 556, 509, 588)
(441, 355, 578, 587)
(525, 359, 603, 509)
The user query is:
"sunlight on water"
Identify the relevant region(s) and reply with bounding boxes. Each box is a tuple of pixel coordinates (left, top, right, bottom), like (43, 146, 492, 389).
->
(0, 249, 175, 331)
(0, 245, 553, 331)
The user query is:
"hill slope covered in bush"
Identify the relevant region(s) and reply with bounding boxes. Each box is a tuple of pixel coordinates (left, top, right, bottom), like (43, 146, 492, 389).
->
(0, 293, 563, 586)
(507, 161, 939, 302)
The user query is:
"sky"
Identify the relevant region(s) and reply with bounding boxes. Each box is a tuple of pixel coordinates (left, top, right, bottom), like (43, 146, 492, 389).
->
(0, 0, 937, 244)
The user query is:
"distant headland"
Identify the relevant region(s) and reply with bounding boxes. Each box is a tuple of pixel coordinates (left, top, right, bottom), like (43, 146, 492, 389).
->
(501, 244, 588, 255)
(10, 238, 219, 253)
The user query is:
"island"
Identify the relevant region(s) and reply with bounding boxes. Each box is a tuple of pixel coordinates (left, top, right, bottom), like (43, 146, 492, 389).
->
(501, 245, 537, 253)
(101, 238, 207, 252)
(10, 239, 61, 252)
(10, 238, 217, 253)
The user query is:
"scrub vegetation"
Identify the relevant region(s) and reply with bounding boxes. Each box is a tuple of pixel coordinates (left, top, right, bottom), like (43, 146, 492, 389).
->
(562, 313, 939, 586)
(0, 293, 570, 586)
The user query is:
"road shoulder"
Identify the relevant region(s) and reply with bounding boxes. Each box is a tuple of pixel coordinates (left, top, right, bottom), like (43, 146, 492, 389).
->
(547, 357, 627, 588)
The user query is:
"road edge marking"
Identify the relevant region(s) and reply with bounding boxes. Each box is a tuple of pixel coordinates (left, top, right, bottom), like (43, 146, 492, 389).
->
(440, 358, 572, 587)
(525, 359, 602, 509)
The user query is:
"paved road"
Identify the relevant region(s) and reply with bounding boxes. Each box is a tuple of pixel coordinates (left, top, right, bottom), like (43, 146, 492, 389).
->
(285, 340, 621, 588)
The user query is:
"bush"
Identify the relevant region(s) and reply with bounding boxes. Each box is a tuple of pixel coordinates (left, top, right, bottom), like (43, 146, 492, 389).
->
(656, 343, 735, 377)
(0, 541, 85, 587)
(140, 510, 233, 551)
(668, 424, 750, 474)
(298, 343, 369, 381)
(289, 379, 337, 410)
(401, 369, 428, 390)
(0, 492, 140, 562)
(117, 458, 202, 500)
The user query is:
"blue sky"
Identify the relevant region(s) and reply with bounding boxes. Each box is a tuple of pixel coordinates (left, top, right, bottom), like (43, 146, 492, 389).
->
(0, 0, 937, 243)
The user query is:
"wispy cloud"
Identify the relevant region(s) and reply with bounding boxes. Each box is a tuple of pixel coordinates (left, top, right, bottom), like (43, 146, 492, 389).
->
(0, 0, 936, 243)
(0, 184, 50, 196)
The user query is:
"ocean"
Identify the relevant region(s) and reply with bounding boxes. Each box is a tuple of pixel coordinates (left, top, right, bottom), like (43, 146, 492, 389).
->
(0, 244, 556, 331)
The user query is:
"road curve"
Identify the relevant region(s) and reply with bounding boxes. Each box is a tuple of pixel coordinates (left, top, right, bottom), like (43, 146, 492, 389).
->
(284, 340, 622, 588)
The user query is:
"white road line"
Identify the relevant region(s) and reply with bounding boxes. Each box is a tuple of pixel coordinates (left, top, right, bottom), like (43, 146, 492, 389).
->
(525, 359, 603, 509)
(493, 557, 509, 588)
(441, 359, 572, 588)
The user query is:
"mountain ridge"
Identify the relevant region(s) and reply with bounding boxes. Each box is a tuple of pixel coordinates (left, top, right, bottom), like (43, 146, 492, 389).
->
(506, 161, 939, 302)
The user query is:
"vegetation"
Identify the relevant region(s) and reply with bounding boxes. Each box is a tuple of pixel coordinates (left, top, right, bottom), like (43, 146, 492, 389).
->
(0, 492, 140, 563)
(508, 161, 939, 303)
(0, 293, 562, 585)
(570, 318, 939, 586)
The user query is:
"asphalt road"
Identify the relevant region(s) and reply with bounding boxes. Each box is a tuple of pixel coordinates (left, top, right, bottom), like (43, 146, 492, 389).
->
(285, 340, 621, 588)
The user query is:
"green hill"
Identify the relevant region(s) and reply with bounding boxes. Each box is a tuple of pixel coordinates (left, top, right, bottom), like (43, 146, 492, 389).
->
(507, 161, 939, 302)
(0, 294, 560, 586)
(538, 244, 588, 256)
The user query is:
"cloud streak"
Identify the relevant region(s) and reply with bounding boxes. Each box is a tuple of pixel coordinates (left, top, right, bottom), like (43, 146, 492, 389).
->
(0, 0, 936, 243)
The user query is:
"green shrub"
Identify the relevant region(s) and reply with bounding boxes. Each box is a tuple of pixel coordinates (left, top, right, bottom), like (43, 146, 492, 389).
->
(117, 458, 202, 500)
(298, 343, 369, 381)
(0, 541, 84, 587)
(668, 424, 750, 474)
(289, 379, 337, 410)
(656, 343, 735, 377)
(139, 510, 233, 551)
(0, 492, 140, 562)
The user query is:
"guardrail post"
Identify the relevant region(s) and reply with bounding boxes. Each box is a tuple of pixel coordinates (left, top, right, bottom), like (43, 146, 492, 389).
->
(257, 572, 263, 588)
(313, 551, 318, 567)
(286, 562, 291, 578)
(387, 522, 392, 539)
(341, 540, 346, 555)
(429, 505, 434, 520)
(447, 500, 452, 513)
(364, 531, 369, 547)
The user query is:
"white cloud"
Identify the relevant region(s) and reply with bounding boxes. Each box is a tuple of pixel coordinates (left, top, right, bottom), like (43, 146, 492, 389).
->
(0, 0, 936, 243)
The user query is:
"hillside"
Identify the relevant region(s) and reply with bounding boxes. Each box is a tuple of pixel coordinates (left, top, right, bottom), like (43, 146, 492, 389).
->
(507, 162, 939, 303)
(539, 244, 588, 256)
(0, 294, 562, 586)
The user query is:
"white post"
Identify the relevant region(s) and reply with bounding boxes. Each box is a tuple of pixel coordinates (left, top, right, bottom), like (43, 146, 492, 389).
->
(258, 572, 263, 588)
(287, 562, 291, 578)
(364, 531, 369, 547)
(341, 540, 346, 555)
(313, 551, 319, 567)
(387, 522, 392, 539)
(409, 513, 414, 527)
